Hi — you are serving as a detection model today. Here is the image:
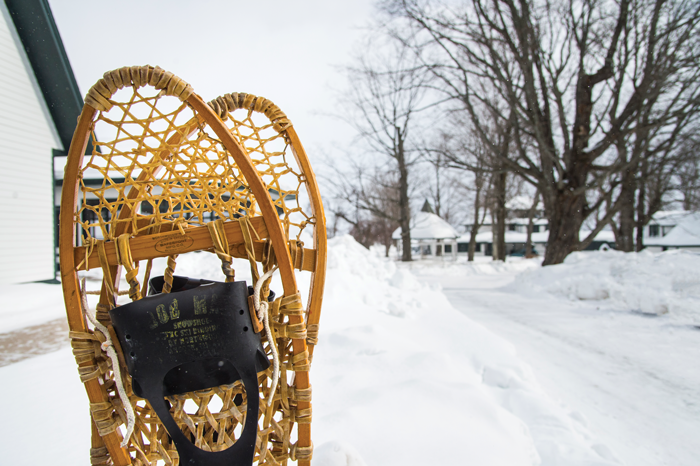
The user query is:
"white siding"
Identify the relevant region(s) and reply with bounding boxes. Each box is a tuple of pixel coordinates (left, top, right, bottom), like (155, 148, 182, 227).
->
(0, 2, 61, 284)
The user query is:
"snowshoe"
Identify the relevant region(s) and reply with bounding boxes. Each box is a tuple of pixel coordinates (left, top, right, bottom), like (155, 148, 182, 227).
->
(59, 66, 326, 466)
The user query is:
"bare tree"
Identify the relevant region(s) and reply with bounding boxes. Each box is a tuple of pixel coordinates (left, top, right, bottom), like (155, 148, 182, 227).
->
(437, 132, 493, 261)
(329, 163, 403, 255)
(422, 143, 473, 227)
(338, 39, 433, 261)
(383, 0, 700, 264)
(435, 116, 515, 260)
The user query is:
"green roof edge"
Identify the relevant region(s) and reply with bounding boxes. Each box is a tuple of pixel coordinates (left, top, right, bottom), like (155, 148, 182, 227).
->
(4, 0, 83, 153)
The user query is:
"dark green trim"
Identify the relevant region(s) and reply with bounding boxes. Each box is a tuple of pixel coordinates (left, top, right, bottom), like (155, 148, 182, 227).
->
(51, 148, 61, 278)
(4, 0, 85, 153)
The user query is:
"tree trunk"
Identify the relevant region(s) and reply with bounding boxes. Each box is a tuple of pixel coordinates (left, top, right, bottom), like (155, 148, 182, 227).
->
(397, 128, 412, 261)
(467, 221, 479, 261)
(542, 188, 585, 266)
(525, 190, 540, 256)
(493, 169, 507, 261)
(635, 158, 648, 252)
(617, 159, 637, 252)
(468, 174, 485, 262)
(434, 153, 442, 217)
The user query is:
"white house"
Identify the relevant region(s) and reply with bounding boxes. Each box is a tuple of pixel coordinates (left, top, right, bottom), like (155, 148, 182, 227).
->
(0, 0, 84, 284)
(645, 212, 700, 252)
(457, 229, 616, 257)
(392, 211, 460, 260)
(457, 230, 545, 257)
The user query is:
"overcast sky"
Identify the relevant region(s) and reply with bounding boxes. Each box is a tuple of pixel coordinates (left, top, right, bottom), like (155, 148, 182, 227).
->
(48, 0, 377, 169)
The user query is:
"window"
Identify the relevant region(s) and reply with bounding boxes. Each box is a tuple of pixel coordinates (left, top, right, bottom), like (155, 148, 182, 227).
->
(649, 225, 659, 237)
(458, 242, 469, 253)
(444, 244, 452, 253)
(508, 224, 517, 231)
(533, 225, 540, 233)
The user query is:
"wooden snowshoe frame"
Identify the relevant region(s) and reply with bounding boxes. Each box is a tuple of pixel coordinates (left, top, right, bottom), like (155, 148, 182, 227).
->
(59, 65, 326, 466)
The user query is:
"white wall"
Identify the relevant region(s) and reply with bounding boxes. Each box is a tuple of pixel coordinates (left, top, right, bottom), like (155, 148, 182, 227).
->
(0, 2, 62, 284)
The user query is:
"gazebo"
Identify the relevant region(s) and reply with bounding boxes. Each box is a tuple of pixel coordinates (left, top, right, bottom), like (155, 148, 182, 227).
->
(392, 210, 460, 260)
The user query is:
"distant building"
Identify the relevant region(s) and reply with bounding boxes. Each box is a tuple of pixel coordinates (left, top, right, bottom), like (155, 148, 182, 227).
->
(505, 195, 545, 218)
(392, 205, 460, 259)
(645, 211, 700, 252)
(456, 227, 616, 257)
(0, 0, 83, 284)
(458, 206, 696, 258)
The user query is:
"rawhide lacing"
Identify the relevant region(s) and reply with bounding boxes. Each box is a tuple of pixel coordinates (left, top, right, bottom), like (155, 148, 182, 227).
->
(253, 267, 280, 408)
(115, 234, 141, 301)
(80, 278, 136, 447)
(85, 65, 194, 112)
(207, 219, 235, 282)
(208, 93, 292, 133)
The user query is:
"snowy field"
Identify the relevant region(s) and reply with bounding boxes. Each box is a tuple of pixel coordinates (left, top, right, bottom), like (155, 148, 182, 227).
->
(1, 237, 698, 465)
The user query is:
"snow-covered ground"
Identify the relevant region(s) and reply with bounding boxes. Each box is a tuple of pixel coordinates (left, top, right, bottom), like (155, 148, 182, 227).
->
(1, 238, 698, 465)
(410, 249, 700, 466)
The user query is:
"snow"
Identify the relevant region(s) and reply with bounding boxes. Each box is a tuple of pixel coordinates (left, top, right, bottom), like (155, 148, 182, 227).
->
(650, 209, 692, 224)
(506, 195, 541, 211)
(511, 249, 700, 323)
(1, 238, 698, 465)
(391, 211, 459, 240)
(0, 283, 66, 332)
(579, 229, 616, 243)
(410, 252, 700, 466)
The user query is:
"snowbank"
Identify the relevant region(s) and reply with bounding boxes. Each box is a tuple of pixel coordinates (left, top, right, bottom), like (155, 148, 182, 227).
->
(313, 236, 617, 466)
(511, 249, 700, 323)
(404, 254, 541, 276)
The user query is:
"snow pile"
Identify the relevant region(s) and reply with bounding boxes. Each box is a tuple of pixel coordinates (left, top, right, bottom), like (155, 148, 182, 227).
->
(313, 236, 618, 465)
(511, 249, 700, 322)
(405, 255, 541, 276)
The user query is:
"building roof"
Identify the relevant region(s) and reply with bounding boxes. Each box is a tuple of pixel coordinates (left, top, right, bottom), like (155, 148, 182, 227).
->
(649, 210, 692, 226)
(647, 212, 700, 247)
(465, 213, 493, 227)
(392, 211, 460, 240)
(4, 0, 84, 153)
(506, 195, 541, 211)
